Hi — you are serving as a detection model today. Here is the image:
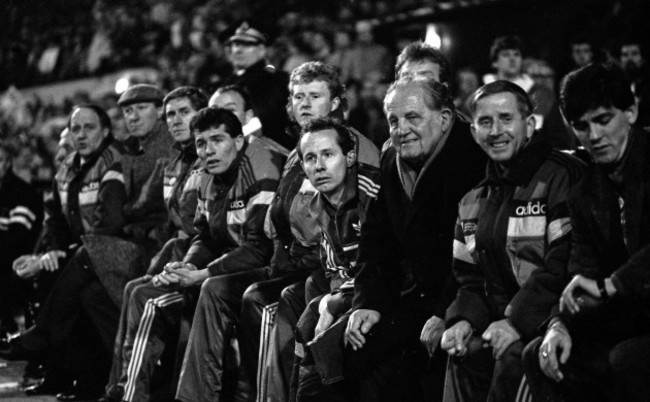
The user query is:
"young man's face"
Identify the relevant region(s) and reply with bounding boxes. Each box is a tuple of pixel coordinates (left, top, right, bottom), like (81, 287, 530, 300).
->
(194, 124, 244, 175)
(290, 80, 340, 128)
(493, 49, 523, 78)
(385, 84, 451, 167)
(122, 102, 161, 138)
(165, 97, 199, 143)
(69, 107, 109, 157)
(569, 105, 637, 165)
(398, 60, 441, 81)
(471, 92, 535, 165)
(571, 43, 594, 67)
(300, 128, 351, 205)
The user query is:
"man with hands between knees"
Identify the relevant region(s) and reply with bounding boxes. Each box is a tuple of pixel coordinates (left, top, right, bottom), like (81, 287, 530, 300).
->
(440, 80, 583, 402)
(523, 63, 650, 402)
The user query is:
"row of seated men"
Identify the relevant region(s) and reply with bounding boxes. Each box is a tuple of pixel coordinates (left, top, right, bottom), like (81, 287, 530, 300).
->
(2, 40, 650, 402)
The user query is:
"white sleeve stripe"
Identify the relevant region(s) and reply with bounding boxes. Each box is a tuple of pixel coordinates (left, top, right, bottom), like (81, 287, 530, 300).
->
(9, 215, 32, 230)
(358, 175, 380, 191)
(10, 206, 36, 221)
(453, 239, 475, 264)
(547, 218, 571, 244)
(102, 170, 124, 183)
(248, 191, 275, 206)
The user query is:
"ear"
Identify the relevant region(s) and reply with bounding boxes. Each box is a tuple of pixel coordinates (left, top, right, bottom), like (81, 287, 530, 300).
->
(234, 135, 245, 151)
(440, 108, 453, 133)
(525, 114, 536, 139)
(330, 97, 341, 112)
(156, 106, 164, 119)
(346, 150, 357, 167)
(244, 109, 254, 125)
(101, 126, 110, 139)
(625, 103, 638, 126)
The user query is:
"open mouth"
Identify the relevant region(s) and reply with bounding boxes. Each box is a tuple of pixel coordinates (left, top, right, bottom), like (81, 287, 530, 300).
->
(489, 140, 509, 149)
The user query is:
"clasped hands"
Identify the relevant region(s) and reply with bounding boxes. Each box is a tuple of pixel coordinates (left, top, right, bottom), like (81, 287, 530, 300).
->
(13, 250, 67, 279)
(441, 319, 520, 360)
(151, 261, 206, 288)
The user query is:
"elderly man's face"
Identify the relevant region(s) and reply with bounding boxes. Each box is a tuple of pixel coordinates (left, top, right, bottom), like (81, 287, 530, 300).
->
(228, 41, 265, 70)
(122, 102, 160, 138)
(569, 105, 637, 165)
(398, 60, 441, 81)
(385, 84, 451, 167)
(471, 92, 535, 164)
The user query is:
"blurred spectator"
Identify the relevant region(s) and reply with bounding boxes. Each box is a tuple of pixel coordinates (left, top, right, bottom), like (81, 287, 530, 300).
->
(620, 38, 650, 127)
(524, 58, 556, 92)
(485, 35, 575, 149)
(453, 67, 480, 120)
(344, 21, 392, 83)
(0, 141, 43, 335)
(569, 34, 595, 70)
(327, 30, 355, 82)
(222, 22, 292, 149)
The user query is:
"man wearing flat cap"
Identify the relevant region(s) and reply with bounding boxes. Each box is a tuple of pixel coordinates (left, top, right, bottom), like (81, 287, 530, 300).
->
(223, 22, 292, 149)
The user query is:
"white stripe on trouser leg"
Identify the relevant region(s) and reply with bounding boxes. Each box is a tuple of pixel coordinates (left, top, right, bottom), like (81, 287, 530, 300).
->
(124, 292, 184, 401)
(256, 302, 278, 402)
(515, 375, 531, 402)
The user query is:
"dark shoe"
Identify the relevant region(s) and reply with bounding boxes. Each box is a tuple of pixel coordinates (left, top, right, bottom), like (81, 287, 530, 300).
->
(0, 334, 35, 361)
(98, 385, 124, 402)
(24, 378, 64, 396)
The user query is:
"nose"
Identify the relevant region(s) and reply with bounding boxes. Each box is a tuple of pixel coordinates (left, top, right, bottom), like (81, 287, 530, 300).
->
(172, 113, 182, 125)
(206, 141, 217, 155)
(587, 122, 603, 142)
(315, 156, 326, 170)
(301, 97, 312, 109)
(489, 121, 502, 136)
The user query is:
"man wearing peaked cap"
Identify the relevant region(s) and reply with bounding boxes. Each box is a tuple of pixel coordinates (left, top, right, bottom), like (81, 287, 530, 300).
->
(117, 84, 164, 108)
(222, 22, 292, 150)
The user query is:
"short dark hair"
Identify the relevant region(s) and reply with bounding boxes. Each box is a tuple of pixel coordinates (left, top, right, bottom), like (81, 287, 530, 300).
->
(190, 107, 243, 138)
(395, 41, 450, 84)
(469, 80, 533, 118)
(163, 86, 209, 113)
(213, 85, 253, 111)
(490, 35, 525, 62)
(297, 117, 355, 161)
(560, 63, 635, 123)
(289, 61, 348, 111)
(385, 77, 454, 112)
(68, 103, 112, 132)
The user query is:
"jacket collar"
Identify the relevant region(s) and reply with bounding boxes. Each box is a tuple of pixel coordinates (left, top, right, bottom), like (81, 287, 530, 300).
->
(479, 132, 552, 188)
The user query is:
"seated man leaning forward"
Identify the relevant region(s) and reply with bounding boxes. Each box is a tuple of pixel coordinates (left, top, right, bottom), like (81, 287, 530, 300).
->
(291, 117, 380, 400)
(168, 107, 282, 402)
(523, 63, 650, 402)
(440, 80, 583, 401)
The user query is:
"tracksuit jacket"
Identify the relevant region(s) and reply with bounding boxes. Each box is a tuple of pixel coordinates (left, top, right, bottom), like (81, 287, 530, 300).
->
(183, 139, 282, 275)
(446, 135, 584, 340)
(49, 136, 125, 249)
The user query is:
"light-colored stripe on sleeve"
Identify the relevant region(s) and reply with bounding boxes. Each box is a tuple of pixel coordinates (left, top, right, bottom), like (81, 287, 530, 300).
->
(547, 217, 571, 244)
(102, 170, 124, 183)
(10, 206, 36, 221)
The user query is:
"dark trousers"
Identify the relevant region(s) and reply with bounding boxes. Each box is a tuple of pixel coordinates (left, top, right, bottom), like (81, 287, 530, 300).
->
(444, 340, 525, 402)
(239, 270, 314, 397)
(176, 268, 268, 402)
(265, 270, 329, 402)
(22, 247, 119, 389)
(343, 291, 446, 402)
(523, 334, 650, 402)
